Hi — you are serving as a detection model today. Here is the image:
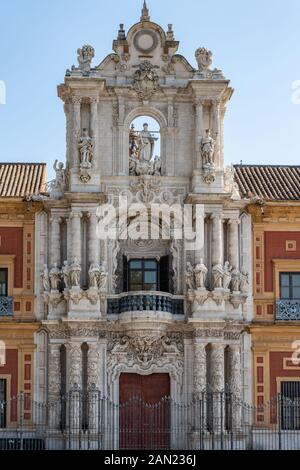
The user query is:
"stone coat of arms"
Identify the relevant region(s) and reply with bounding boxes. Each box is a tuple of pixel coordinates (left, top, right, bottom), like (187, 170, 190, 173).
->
(133, 60, 160, 101)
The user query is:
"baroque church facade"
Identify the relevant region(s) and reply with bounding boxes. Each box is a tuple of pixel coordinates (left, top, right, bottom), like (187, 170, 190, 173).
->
(34, 2, 253, 420)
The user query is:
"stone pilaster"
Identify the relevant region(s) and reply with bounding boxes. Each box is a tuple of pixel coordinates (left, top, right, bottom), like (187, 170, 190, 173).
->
(212, 98, 221, 167)
(87, 343, 100, 430)
(211, 213, 223, 266)
(193, 342, 207, 395)
(194, 205, 205, 263)
(72, 96, 81, 171)
(70, 212, 82, 264)
(90, 97, 99, 172)
(68, 342, 82, 431)
(228, 219, 240, 270)
(88, 212, 99, 265)
(228, 344, 242, 428)
(50, 216, 61, 267)
(48, 343, 61, 429)
(195, 98, 204, 169)
(210, 343, 225, 432)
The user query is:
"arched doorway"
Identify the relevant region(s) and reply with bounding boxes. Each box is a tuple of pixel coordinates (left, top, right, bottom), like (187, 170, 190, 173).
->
(119, 373, 170, 450)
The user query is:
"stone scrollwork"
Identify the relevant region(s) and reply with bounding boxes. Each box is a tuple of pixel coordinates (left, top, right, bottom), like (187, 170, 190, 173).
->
(130, 175, 162, 204)
(133, 60, 160, 101)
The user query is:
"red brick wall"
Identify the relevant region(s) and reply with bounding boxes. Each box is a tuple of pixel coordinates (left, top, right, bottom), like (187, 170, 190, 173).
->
(0, 227, 23, 288)
(264, 232, 300, 292)
(269, 351, 300, 399)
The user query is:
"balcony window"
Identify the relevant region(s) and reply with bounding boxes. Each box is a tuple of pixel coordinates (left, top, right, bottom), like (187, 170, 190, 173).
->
(0, 269, 8, 297)
(280, 273, 300, 300)
(123, 256, 170, 293)
(281, 381, 300, 430)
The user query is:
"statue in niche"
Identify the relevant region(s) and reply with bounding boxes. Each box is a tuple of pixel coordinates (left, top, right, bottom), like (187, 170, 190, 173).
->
(194, 259, 208, 289)
(240, 269, 249, 294)
(186, 262, 195, 291)
(49, 263, 61, 291)
(223, 261, 232, 290)
(62, 261, 71, 290)
(129, 123, 161, 176)
(78, 129, 94, 168)
(41, 265, 50, 292)
(89, 263, 101, 289)
(200, 129, 215, 166)
(70, 258, 81, 287)
(77, 45, 95, 74)
(53, 160, 67, 191)
(231, 268, 241, 292)
(212, 263, 224, 289)
(99, 262, 108, 291)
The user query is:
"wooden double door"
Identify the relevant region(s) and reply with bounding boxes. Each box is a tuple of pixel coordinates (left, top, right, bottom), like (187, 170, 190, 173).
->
(119, 373, 170, 450)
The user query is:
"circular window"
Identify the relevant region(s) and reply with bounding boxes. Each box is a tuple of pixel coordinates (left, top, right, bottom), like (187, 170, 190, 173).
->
(133, 30, 158, 54)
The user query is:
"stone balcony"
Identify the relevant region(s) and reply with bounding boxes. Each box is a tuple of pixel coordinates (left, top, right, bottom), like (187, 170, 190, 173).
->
(107, 291, 185, 316)
(276, 300, 300, 321)
(0, 297, 13, 317)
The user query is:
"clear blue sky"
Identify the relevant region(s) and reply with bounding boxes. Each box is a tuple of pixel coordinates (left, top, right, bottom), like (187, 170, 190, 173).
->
(1, 0, 300, 181)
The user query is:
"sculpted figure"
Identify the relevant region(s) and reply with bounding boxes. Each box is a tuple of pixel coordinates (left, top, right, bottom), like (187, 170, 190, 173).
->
(200, 129, 215, 165)
(70, 258, 81, 287)
(186, 262, 195, 290)
(194, 259, 208, 289)
(41, 265, 50, 292)
(212, 263, 224, 289)
(49, 263, 61, 291)
(195, 47, 213, 73)
(89, 263, 101, 288)
(139, 123, 157, 162)
(99, 262, 108, 290)
(53, 160, 67, 190)
(223, 261, 232, 289)
(231, 269, 241, 292)
(78, 129, 94, 167)
(62, 261, 70, 289)
(77, 45, 95, 73)
(240, 269, 249, 294)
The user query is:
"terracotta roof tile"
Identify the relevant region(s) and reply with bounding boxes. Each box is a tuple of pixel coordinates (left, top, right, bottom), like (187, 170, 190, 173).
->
(0, 163, 46, 198)
(234, 165, 300, 201)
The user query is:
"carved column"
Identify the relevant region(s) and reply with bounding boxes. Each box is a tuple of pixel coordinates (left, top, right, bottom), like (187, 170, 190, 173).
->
(90, 98, 99, 172)
(68, 342, 82, 431)
(72, 96, 81, 171)
(193, 342, 207, 395)
(211, 213, 223, 267)
(228, 344, 242, 428)
(195, 205, 205, 264)
(70, 212, 82, 264)
(48, 343, 61, 428)
(64, 100, 72, 168)
(195, 99, 204, 169)
(212, 98, 221, 168)
(228, 219, 240, 270)
(50, 215, 61, 267)
(87, 343, 100, 430)
(210, 344, 225, 432)
(88, 212, 99, 265)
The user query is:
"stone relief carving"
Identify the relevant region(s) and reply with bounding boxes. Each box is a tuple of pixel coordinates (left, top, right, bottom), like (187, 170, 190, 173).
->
(133, 61, 160, 101)
(77, 45, 95, 75)
(130, 175, 162, 204)
(193, 343, 207, 393)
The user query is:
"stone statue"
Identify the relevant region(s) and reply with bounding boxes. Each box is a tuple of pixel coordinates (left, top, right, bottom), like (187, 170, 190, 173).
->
(41, 265, 50, 292)
(195, 47, 212, 74)
(53, 160, 67, 190)
(212, 263, 224, 289)
(62, 261, 70, 289)
(129, 124, 140, 159)
(200, 129, 215, 165)
(77, 45, 95, 74)
(70, 258, 81, 287)
(240, 269, 249, 294)
(49, 263, 61, 291)
(231, 269, 241, 292)
(153, 156, 162, 176)
(140, 123, 157, 162)
(186, 262, 195, 290)
(78, 129, 94, 168)
(223, 261, 232, 290)
(99, 262, 108, 291)
(89, 263, 101, 289)
(194, 259, 208, 289)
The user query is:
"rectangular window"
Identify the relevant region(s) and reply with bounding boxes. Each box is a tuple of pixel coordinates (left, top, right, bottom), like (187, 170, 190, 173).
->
(128, 259, 158, 292)
(0, 269, 8, 297)
(0, 379, 7, 428)
(280, 273, 300, 300)
(281, 381, 300, 430)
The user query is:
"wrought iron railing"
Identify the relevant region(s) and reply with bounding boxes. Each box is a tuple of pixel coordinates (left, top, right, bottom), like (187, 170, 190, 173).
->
(1, 389, 300, 450)
(0, 297, 13, 316)
(276, 300, 300, 321)
(107, 291, 184, 315)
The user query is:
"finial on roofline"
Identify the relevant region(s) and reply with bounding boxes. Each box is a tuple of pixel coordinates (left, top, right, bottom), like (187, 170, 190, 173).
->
(141, 1, 150, 22)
